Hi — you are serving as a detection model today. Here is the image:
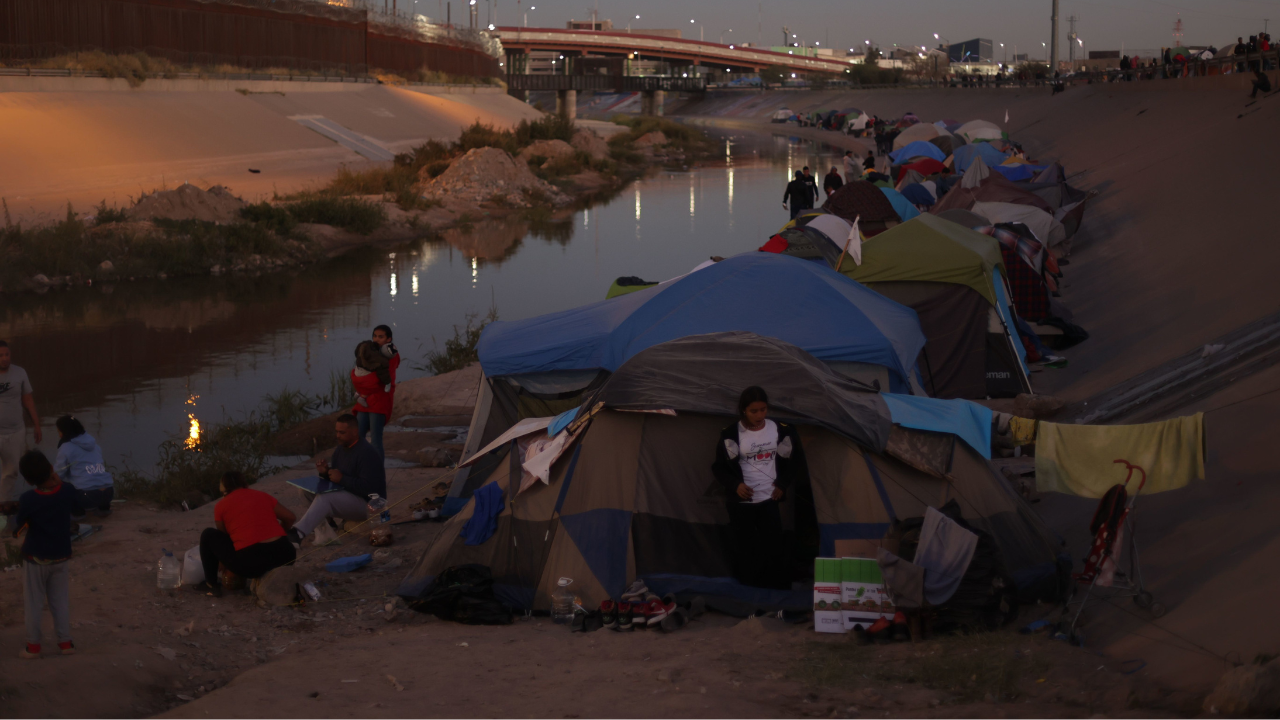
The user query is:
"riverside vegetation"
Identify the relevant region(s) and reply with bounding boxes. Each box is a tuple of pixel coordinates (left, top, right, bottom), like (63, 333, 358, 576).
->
(2, 115, 711, 293)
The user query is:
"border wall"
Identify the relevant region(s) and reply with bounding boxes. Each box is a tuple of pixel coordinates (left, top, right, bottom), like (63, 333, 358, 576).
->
(0, 0, 502, 77)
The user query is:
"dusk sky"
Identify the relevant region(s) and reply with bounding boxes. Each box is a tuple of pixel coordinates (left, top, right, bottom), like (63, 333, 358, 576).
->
(487, 0, 1277, 57)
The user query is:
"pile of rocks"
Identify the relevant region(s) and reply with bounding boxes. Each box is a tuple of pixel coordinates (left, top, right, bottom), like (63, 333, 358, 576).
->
(127, 184, 247, 224)
(417, 147, 570, 208)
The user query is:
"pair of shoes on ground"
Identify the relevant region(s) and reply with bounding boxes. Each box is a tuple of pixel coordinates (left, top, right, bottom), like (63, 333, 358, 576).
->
(600, 594, 692, 632)
(856, 611, 910, 645)
(20, 641, 74, 659)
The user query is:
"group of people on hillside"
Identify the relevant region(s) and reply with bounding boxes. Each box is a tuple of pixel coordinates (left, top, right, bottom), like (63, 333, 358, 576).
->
(3, 324, 402, 657)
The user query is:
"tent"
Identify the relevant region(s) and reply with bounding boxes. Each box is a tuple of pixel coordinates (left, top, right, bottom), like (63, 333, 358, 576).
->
(900, 183, 936, 208)
(843, 110, 871, 132)
(398, 332, 1067, 614)
(970, 201, 1067, 247)
(953, 143, 1010, 174)
(931, 172, 1055, 216)
(955, 119, 1004, 143)
(928, 134, 965, 157)
(879, 187, 921, 221)
(824, 215, 1032, 399)
(990, 163, 1049, 183)
(889, 141, 947, 164)
(898, 158, 947, 181)
(893, 122, 950, 150)
(770, 108, 793, 123)
(822, 180, 902, 234)
(477, 252, 927, 393)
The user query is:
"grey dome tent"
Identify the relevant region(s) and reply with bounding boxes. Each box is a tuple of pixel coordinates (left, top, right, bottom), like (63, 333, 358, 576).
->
(399, 333, 1067, 614)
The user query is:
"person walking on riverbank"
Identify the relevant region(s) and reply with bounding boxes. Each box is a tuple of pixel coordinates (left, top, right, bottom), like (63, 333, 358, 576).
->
(801, 167, 819, 205)
(0, 342, 41, 506)
(782, 171, 811, 219)
(351, 341, 392, 458)
(288, 415, 386, 545)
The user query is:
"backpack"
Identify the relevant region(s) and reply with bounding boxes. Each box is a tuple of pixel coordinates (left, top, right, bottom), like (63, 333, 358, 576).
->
(406, 564, 513, 625)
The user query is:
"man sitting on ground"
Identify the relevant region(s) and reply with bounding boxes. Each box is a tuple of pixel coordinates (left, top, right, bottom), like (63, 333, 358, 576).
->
(288, 414, 386, 545)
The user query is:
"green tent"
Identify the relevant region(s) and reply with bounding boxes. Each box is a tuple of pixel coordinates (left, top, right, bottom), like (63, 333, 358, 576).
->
(835, 214, 1005, 307)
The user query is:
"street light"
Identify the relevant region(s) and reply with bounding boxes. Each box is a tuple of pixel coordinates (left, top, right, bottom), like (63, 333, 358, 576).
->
(523, 3, 534, 26)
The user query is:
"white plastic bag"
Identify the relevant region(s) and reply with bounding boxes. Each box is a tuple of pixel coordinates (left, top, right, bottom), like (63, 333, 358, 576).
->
(181, 545, 205, 586)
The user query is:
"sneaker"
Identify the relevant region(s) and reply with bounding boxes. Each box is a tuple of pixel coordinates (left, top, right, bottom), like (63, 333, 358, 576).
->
(620, 580, 649, 604)
(286, 527, 305, 548)
(615, 602, 634, 631)
(58, 641, 75, 655)
(892, 611, 910, 642)
(190, 581, 223, 598)
(19, 643, 39, 659)
(660, 605, 689, 632)
(632, 602, 649, 629)
(866, 616, 893, 643)
(600, 600, 618, 630)
(644, 598, 669, 628)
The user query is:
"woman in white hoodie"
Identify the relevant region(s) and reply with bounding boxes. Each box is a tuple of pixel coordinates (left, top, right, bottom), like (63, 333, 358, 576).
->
(53, 416, 114, 519)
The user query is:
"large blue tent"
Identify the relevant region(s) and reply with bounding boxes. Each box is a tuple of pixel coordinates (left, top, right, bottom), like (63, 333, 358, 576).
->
(477, 253, 928, 393)
(953, 142, 1010, 173)
(889, 141, 947, 164)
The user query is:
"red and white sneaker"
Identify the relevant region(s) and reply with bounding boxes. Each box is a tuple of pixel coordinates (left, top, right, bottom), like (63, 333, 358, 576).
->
(644, 598, 670, 628)
(19, 643, 39, 659)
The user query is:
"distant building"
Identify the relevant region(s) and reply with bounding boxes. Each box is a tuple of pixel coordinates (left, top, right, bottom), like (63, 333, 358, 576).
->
(567, 19, 612, 31)
(1012, 53, 1029, 63)
(947, 38, 994, 63)
(1088, 50, 1120, 59)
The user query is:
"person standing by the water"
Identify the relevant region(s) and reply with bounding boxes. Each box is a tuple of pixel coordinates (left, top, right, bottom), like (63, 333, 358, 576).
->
(823, 166, 844, 198)
(782, 171, 811, 220)
(0, 342, 41, 506)
(801, 167, 819, 206)
(351, 341, 392, 458)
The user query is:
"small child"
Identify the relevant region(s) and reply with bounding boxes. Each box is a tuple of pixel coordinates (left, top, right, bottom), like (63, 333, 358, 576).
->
(13, 450, 77, 659)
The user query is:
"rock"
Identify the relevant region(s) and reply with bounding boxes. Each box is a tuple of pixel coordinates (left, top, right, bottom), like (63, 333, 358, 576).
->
(570, 129, 610, 160)
(417, 446, 461, 468)
(518, 139, 575, 163)
(634, 130, 668, 148)
(1204, 662, 1280, 715)
(254, 565, 308, 606)
(1013, 393, 1065, 419)
(99, 260, 114, 271)
(417, 147, 571, 208)
(127, 184, 247, 224)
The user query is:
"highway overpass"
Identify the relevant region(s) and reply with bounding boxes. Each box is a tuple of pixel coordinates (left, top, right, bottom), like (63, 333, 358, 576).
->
(494, 27, 853, 75)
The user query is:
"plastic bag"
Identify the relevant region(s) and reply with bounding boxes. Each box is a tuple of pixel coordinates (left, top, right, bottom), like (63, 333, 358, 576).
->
(181, 545, 205, 586)
(370, 526, 394, 547)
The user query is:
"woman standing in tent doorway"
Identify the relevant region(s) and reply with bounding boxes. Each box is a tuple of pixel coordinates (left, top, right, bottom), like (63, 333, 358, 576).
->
(712, 386, 809, 590)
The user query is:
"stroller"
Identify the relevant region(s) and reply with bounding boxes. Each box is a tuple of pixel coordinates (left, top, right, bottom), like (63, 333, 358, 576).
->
(1063, 459, 1165, 642)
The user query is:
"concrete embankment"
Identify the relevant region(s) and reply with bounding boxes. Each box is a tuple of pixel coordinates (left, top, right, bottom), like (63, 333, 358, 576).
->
(0, 77, 542, 221)
(681, 76, 1280, 692)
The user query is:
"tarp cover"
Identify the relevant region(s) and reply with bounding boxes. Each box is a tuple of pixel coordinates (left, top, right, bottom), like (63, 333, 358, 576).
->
(478, 252, 927, 393)
(882, 393, 993, 459)
(593, 331, 894, 453)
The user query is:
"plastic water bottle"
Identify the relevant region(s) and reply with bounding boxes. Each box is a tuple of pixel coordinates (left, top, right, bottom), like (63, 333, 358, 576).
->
(367, 494, 390, 524)
(157, 549, 182, 590)
(551, 577, 575, 624)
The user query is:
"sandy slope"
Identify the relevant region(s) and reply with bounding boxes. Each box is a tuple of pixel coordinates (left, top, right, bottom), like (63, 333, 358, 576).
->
(0, 80, 543, 222)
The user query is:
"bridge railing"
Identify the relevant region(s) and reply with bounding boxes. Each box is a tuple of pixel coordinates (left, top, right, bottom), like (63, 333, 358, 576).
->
(506, 74, 707, 92)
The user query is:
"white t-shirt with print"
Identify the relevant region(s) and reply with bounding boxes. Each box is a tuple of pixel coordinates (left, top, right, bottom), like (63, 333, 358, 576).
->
(738, 420, 779, 504)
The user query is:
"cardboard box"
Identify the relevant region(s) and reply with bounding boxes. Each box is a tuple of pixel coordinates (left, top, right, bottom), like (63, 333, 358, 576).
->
(832, 537, 900, 560)
(840, 557, 895, 631)
(813, 558, 846, 633)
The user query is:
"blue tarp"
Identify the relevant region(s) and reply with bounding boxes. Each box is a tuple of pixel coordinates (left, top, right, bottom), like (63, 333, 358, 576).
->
(992, 268, 1030, 375)
(477, 253, 928, 393)
(889, 141, 947, 164)
(954, 143, 1010, 173)
(990, 163, 1049, 183)
(882, 393, 993, 459)
(878, 187, 921, 221)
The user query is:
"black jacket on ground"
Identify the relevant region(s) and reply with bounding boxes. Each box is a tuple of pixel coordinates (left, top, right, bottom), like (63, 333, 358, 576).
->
(711, 420, 809, 500)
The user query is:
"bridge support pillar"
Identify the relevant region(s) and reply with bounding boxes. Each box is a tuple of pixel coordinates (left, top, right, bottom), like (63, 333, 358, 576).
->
(555, 89, 577, 120)
(508, 87, 529, 102)
(639, 89, 665, 116)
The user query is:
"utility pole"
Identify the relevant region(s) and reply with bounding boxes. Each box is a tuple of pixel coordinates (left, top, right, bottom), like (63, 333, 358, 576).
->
(1067, 14, 1077, 64)
(1050, 0, 1059, 73)
(757, 1, 761, 47)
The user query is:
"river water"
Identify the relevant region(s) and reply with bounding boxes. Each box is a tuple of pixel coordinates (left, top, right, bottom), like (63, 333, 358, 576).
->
(2, 129, 847, 474)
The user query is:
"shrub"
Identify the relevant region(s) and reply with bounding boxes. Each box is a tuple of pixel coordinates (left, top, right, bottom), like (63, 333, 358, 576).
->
(425, 307, 498, 375)
(93, 201, 130, 226)
(239, 202, 297, 235)
(116, 416, 274, 507)
(285, 197, 386, 234)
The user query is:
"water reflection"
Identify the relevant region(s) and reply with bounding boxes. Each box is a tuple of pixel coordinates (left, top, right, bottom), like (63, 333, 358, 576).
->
(4, 130, 847, 470)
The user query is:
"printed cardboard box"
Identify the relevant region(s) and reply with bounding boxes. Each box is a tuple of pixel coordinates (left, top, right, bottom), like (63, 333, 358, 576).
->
(813, 558, 846, 633)
(840, 557, 895, 630)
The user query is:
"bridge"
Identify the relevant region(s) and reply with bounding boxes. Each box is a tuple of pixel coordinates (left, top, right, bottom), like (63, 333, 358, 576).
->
(494, 27, 853, 75)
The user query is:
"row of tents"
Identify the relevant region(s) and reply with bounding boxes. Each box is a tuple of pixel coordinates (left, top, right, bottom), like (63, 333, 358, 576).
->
(397, 114, 1086, 623)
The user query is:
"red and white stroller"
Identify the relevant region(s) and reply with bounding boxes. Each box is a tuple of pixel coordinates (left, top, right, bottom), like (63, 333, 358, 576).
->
(1065, 459, 1165, 641)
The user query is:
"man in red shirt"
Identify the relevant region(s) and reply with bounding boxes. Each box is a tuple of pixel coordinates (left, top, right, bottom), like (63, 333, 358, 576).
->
(195, 471, 296, 596)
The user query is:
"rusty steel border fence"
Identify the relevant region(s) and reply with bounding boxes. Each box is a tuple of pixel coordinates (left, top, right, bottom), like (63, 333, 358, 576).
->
(0, 0, 503, 78)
